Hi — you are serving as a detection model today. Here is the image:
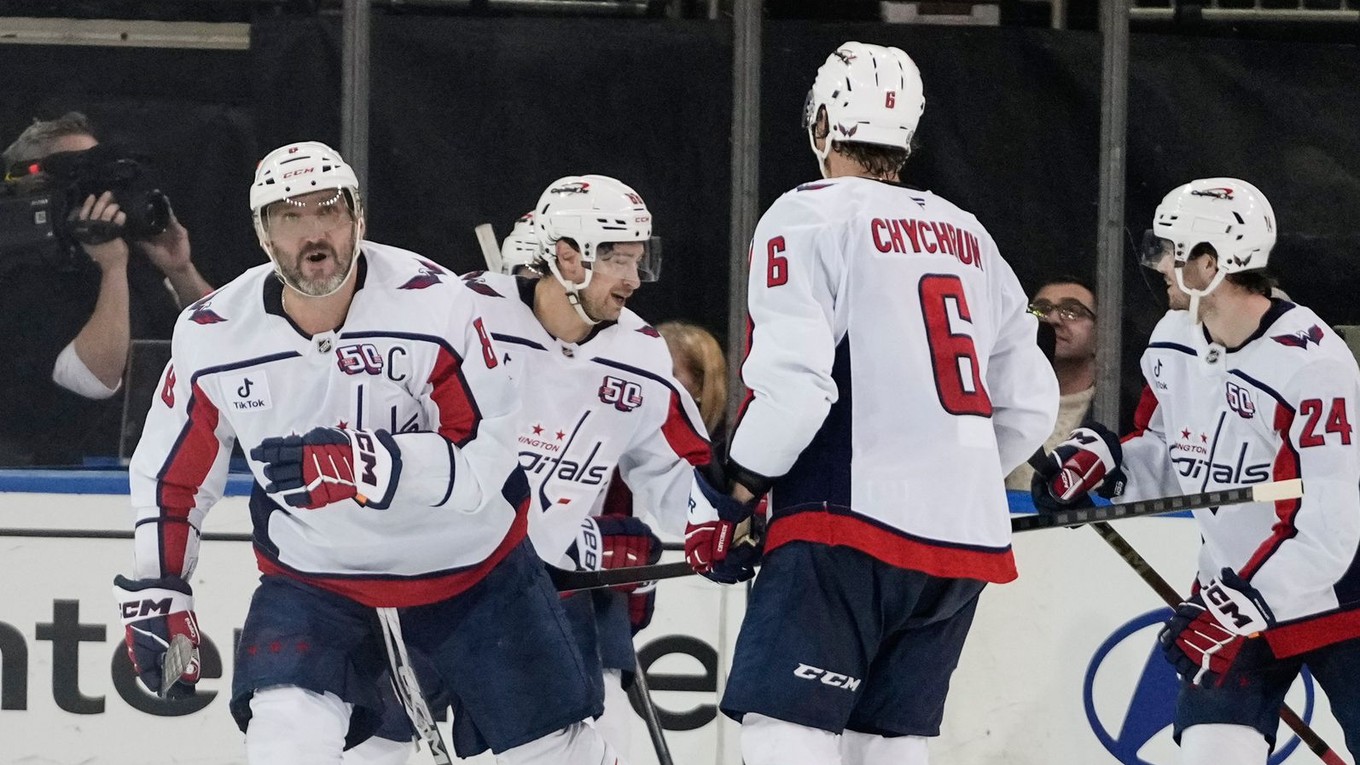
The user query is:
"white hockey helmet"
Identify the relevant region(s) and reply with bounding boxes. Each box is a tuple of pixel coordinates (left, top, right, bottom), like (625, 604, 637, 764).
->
(1152, 177, 1275, 301)
(249, 141, 364, 297)
(804, 41, 925, 173)
(534, 174, 658, 324)
(500, 211, 540, 275)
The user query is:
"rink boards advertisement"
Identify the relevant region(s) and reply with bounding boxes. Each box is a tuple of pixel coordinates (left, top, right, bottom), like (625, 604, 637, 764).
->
(0, 481, 1349, 765)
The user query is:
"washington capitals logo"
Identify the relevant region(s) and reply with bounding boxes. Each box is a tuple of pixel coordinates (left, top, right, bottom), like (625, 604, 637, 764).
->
(399, 259, 447, 290)
(187, 295, 226, 325)
(1272, 324, 1324, 349)
(637, 325, 660, 338)
(1190, 187, 1234, 200)
(550, 181, 590, 195)
(460, 272, 505, 298)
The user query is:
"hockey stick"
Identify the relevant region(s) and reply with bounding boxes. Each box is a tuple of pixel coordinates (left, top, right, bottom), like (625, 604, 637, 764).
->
(1089, 521, 1349, 765)
(474, 223, 502, 273)
(551, 481, 1306, 591)
(628, 654, 675, 765)
(376, 607, 452, 765)
(1010, 478, 1303, 532)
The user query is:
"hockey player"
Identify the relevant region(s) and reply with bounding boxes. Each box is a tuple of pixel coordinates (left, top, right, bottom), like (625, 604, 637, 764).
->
(1034, 178, 1360, 762)
(498, 211, 540, 277)
(112, 141, 621, 765)
(472, 175, 710, 756)
(362, 174, 710, 760)
(684, 42, 1059, 765)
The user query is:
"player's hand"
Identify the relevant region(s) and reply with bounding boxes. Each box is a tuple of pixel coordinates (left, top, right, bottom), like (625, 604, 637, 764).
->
(628, 581, 657, 634)
(568, 516, 662, 589)
(1031, 423, 1126, 513)
(113, 574, 201, 698)
(685, 467, 762, 584)
(251, 427, 403, 509)
(1159, 568, 1275, 687)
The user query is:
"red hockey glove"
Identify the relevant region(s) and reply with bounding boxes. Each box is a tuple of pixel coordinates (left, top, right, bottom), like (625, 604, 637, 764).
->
(685, 468, 762, 584)
(252, 427, 403, 509)
(1031, 423, 1126, 512)
(1159, 568, 1276, 687)
(628, 582, 657, 634)
(570, 515, 663, 593)
(113, 575, 201, 698)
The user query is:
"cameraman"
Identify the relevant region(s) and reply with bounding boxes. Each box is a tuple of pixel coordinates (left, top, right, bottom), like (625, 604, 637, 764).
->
(0, 112, 212, 465)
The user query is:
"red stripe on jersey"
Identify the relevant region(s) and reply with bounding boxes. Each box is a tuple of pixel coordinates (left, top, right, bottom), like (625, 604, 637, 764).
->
(1125, 385, 1159, 441)
(766, 510, 1018, 583)
(154, 382, 221, 575)
(1265, 608, 1360, 658)
(663, 388, 712, 467)
(1240, 403, 1304, 580)
(430, 345, 481, 447)
(254, 497, 530, 608)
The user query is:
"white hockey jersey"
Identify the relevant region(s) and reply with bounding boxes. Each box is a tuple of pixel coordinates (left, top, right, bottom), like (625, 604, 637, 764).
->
(729, 177, 1058, 584)
(1121, 302, 1360, 656)
(129, 243, 528, 608)
(457, 271, 711, 565)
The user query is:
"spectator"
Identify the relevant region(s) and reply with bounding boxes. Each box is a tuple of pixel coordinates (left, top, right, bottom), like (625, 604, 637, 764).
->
(0, 112, 211, 465)
(656, 320, 728, 448)
(1005, 276, 1096, 491)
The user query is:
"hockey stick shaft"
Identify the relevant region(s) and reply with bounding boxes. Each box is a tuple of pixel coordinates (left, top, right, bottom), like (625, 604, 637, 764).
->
(1089, 521, 1349, 765)
(629, 655, 675, 765)
(474, 223, 502, 273)
(554, 480, 1306, 591)
(1011, 478, 1303, 533)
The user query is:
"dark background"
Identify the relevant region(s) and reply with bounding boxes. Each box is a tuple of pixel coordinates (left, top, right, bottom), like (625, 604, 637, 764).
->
(3, 17, 1358, 435)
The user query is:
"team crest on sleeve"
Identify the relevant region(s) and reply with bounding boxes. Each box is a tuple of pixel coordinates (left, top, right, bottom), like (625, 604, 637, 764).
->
(399, 259, 447, 290)
(636, 325, 660, 338)
(460, 272, 505, 297)
(187, 296, 227, 325)
(598, 375, 644, 412)
(1272, 324, 1324, 349)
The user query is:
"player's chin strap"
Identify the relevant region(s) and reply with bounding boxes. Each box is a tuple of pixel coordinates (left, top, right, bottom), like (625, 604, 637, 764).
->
(376, 607, 452, 765)
(254, 215, 364, 300)
(545, 256, 600, 326)
(1175, 265, 1227, 326)
(807, 122, 833, 180)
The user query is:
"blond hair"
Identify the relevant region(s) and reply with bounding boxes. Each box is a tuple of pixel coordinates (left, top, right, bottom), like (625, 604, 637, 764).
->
(656, 321, 727, 435)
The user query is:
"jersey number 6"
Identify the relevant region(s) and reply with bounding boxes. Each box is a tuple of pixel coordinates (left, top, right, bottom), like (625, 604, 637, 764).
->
(919, 274, 992, 417)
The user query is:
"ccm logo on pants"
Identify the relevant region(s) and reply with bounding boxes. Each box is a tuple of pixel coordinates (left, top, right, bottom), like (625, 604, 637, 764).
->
(793, 663, 861, 691)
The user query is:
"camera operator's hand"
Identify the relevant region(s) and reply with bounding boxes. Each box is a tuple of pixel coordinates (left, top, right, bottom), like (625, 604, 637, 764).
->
(137, 209, 212, 307)
(72, 192, 129, 272)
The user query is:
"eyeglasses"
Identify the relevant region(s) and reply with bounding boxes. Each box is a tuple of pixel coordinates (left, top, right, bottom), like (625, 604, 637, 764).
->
(1028, 299, 1095, 322)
